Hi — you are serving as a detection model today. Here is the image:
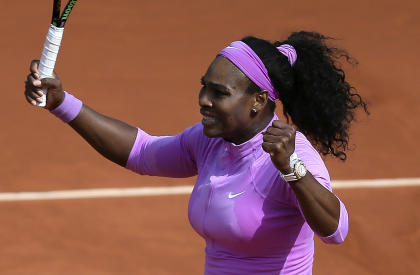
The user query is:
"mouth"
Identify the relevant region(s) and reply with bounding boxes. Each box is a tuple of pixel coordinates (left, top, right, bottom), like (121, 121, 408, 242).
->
(200, 109, 218, 126)
(201, 115, 218, 126)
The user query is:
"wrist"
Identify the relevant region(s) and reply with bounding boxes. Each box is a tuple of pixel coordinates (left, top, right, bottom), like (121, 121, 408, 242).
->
(47, 91, 65, 111)
(281, 152, 307, 182)
(279, 165, 293, 174)
(50, 91, 83, 123)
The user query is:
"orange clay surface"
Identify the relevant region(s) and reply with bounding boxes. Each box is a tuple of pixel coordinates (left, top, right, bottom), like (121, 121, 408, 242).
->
(1, 0, 419, 274)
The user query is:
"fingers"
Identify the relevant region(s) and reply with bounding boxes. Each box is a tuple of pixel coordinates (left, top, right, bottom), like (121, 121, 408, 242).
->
(262, 121, 295, 143)
(30, 60, 40, 78)
(261, 120, 296, 173)
(27, 74, 42, 88)
(264, 120, 295, 133)
(261, 136, 292, 156)
(262, 132, 290, 143)
(25, 60, 63, 108)
(24, 91, 37, 106)
(25, 60, 42, 105)
(24, 75, 44, 105)
(24, 92, 43, 105)
(262, 141, 283, 156)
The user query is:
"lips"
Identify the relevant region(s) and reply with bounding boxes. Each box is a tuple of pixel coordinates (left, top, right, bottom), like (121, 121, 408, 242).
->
(202, 116, 218, 126)
(200, 109, 218, 126)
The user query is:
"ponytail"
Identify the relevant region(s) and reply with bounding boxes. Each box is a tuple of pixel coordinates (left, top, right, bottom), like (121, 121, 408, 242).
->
(242, 31, 368, 160)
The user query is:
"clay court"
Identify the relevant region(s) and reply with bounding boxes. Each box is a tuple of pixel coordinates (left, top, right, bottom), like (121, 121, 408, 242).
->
(1, 0, 419, 274)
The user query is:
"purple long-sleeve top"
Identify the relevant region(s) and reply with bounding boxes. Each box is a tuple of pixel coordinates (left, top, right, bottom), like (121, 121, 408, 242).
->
(126, 114, 348, 274)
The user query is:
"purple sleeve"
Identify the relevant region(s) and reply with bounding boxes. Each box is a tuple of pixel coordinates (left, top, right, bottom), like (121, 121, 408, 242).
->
(294, 132, 349, 244)
(125, 125, 200, 178)
(319, 199, 349, 244)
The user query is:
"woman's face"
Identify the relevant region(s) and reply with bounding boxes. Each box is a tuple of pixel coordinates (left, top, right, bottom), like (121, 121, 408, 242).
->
(199, 56, 258, 144)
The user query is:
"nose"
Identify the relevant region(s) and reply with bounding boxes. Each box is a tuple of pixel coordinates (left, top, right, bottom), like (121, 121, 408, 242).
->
(199, 88, 212, 108)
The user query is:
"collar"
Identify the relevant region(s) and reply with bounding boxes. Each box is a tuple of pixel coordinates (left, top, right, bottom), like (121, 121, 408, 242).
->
(221, 113, 278, 162)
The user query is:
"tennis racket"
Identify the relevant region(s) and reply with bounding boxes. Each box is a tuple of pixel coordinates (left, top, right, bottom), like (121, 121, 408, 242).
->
(37, 0, 78, 107)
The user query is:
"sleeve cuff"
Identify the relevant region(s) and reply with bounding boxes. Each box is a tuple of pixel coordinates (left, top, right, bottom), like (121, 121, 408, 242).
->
(319, 199, 349, 244)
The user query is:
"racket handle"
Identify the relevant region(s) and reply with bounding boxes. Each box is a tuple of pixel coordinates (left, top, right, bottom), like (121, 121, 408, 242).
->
(37, 24, 64, 107)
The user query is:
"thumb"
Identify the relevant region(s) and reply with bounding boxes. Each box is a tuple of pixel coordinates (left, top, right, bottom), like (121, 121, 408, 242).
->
(41, 77, 62, 92)
(40, 78, 64, 110)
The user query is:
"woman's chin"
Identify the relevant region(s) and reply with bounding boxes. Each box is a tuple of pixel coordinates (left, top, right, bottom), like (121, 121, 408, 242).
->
(201, 124, 221, 138)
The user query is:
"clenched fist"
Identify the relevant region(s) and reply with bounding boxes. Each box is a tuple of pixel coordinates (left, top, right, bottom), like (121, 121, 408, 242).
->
(262, 120, 296, 174)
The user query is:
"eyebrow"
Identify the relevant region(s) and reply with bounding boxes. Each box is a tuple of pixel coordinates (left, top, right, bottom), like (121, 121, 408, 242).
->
(201, 76, 231, 93)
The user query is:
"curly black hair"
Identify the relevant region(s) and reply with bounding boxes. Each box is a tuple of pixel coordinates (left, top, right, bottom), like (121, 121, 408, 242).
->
(242, 31, 368, 160)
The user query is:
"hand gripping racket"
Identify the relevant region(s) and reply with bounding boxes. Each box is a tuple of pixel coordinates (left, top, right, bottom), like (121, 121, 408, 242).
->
(37, 0, 78, 107)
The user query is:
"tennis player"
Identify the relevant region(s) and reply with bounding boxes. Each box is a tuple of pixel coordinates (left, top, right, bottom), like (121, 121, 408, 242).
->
(25, 31, 368, 274)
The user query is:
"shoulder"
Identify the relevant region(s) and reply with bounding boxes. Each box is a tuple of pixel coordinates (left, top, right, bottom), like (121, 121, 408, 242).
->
(295, 132, 320, 158)
(179, 122, 205, 145)
(179, 122, 216, 155)
(183, 122, 204, 135)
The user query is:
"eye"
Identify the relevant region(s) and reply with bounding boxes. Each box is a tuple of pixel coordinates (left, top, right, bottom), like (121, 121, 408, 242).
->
(212, 90, 230, 99)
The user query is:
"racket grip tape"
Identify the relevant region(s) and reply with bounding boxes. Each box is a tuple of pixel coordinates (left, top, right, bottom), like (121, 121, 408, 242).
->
(37, 24, 64, 107)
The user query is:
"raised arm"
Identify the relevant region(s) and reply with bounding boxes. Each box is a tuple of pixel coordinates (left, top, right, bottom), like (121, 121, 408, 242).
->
(69, 105, 138, 167)
(262, 120, 347, 243)
(24, 60, 137, 167)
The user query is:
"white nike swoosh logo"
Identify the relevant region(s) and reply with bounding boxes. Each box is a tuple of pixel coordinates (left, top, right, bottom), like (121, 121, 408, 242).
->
(228, 191, 245, 199)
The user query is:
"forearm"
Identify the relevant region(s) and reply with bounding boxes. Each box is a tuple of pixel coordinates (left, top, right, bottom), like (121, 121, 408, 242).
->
(25, 64, 138, 166)
(289, 172, 340, 237)
(68, 104, 138, 167)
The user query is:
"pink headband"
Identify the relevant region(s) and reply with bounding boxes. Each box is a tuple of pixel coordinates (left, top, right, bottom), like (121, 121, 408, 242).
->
(217, 41, 297, 101)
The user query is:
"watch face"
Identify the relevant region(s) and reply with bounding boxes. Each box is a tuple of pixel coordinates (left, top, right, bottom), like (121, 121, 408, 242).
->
(296, 162, 307, 177)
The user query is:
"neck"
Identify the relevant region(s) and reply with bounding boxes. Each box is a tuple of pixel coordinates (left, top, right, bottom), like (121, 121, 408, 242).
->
(225, 112, 274, 145)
